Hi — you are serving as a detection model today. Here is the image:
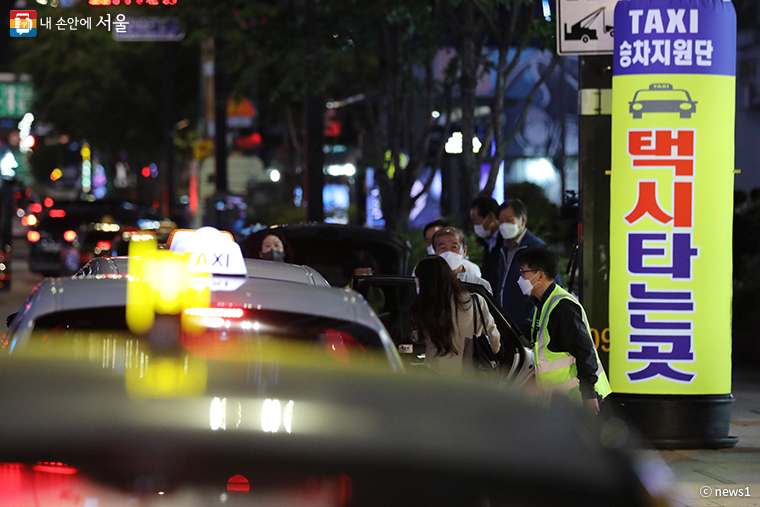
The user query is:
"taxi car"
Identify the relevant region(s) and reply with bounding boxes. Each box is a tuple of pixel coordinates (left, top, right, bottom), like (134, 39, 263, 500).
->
(76, 254, 330, 286)
(629, 83, 697, 119)
(6, 228, 400, 370)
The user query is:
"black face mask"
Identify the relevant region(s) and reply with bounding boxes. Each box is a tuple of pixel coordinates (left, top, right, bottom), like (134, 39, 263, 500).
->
(262, 249, 285, 262)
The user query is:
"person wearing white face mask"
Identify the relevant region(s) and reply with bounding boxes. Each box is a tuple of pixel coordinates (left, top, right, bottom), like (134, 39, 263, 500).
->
(432, 226, 492, 294)
(518, 246, 610, 415)
(423, 220, 482, 277)
(493, 199, 559, 337)
(469, 196, 502, 288)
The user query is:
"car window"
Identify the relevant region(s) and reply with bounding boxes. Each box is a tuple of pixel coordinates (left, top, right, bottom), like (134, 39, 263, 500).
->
(31, 307, 390, 367)
(634, 90, 690, 101)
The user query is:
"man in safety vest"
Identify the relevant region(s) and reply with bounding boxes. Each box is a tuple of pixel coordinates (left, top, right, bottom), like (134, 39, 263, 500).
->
(518, 246, 611, 414)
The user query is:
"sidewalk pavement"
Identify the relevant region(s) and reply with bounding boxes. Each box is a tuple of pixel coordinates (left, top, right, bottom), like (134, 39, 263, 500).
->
(636, 362, 760, 507)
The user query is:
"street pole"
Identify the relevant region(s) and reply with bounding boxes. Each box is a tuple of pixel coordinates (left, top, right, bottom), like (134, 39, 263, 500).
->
(163, 42, 177, 222)
(213, 37, 229, 229)
(578, 55, 613, 371)
(304, 0, 324, 223)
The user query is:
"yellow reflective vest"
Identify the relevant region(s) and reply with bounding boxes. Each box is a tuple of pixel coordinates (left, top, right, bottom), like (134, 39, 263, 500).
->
(532, 284, 612, 401)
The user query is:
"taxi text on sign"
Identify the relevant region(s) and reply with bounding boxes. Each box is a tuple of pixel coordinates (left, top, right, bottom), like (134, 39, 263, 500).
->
(609, 0, 735, 395)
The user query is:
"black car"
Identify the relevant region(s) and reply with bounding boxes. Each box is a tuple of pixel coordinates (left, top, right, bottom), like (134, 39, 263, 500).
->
(242, 223, 412, 287)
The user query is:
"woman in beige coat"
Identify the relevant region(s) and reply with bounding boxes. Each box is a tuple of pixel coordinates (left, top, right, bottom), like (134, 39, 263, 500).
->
(408, 256, 501, 377)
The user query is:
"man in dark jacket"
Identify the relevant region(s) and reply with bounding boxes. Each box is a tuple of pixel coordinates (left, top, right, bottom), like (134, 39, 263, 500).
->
(494, 199, 559, 337)
(469, 196, 502, 288)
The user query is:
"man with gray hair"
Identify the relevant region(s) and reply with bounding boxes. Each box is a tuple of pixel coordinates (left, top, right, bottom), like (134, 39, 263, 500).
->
(431, 226, 492, 293)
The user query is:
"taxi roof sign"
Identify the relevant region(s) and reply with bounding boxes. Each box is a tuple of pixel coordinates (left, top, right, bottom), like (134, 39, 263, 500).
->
(167, 227, 247, 277)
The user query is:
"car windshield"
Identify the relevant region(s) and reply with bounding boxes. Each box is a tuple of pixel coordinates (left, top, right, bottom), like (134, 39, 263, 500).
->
(31, 307, 389, 366)
(634, 90, 690, 101)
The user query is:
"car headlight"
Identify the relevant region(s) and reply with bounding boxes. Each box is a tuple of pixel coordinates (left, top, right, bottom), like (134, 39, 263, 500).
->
(679, 102, 692, 110)
(631, 103, 644, 110)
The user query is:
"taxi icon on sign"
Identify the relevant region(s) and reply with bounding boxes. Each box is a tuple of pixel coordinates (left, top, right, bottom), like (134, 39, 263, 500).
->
(629, 83, 697, 119)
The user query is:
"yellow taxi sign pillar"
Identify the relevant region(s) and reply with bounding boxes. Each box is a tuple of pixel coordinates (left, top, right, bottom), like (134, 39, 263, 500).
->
(606, 0, 737, 448)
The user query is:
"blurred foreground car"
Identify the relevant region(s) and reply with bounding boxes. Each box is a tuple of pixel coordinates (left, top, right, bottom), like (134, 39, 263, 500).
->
(242, 223, 412, 286)
(0, 332, 668, 507)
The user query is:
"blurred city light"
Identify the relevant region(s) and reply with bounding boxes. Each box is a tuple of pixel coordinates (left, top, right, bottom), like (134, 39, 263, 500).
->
(326, 163, 356, 177)
(0, 152, 18, 178)
(444, 132, 481, 154)
(268, 168, 281, 182)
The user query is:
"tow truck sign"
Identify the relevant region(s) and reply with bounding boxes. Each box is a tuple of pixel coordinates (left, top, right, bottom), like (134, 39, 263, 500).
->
(557, 0, 619, 55)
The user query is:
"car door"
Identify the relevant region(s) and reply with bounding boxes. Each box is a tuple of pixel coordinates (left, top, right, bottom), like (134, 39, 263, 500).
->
(352, 275, 534, 385)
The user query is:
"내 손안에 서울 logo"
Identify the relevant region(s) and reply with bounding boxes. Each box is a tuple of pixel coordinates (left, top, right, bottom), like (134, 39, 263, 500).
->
(10, 10, 36, 37)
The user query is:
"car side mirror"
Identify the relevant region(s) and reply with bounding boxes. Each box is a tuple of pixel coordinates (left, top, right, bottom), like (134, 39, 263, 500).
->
(6, 312, 18, 328)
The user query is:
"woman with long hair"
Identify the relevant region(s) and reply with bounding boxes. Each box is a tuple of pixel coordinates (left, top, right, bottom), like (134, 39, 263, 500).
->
(408, 256, 501, 376)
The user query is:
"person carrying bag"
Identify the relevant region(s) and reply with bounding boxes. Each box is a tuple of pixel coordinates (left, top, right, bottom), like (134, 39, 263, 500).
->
(408, 256, 501, 378)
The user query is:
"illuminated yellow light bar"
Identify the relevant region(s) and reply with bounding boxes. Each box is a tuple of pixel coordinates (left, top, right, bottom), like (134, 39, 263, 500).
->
(184, 307, 244, 319)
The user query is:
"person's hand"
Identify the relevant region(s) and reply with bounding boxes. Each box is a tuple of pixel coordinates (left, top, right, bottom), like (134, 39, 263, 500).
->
(583, 398, 600, 415)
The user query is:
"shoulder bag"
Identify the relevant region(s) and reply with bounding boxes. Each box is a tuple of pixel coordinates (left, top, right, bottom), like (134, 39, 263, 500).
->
(471, 295, 499, 376)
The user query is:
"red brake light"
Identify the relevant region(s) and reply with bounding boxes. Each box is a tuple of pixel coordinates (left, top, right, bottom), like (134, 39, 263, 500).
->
(27, 231, 41, 242)
(227, 474, 250, 492)
(63, 230, 77, 242)
(43, 197, 54, 207)
(49, 209, 66, 218)
(32, 462, 78, 475)
(96, 241, 112, 251)
(30, 203, 42, 213)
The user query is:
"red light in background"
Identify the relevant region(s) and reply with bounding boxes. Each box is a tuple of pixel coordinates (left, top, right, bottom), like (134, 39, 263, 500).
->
(44, 197, 54, 207)
(96, 241, 112, 251)
(30, 203, 42, 213)
(13, 192, 21, 200)
(27, 231, 41, 243)
(227, 474, 250, 492)
(32, 462, 78, 475)
(142, 166, 151, 177)
(49, 209, 66, 218)
(63, 230, 77, 242)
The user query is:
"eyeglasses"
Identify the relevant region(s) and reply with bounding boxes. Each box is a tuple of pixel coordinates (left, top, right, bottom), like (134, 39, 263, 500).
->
(518, 269, 538, 276)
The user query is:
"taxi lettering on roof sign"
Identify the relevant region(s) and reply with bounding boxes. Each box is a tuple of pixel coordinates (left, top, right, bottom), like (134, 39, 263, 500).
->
(167, 227, 248, 276)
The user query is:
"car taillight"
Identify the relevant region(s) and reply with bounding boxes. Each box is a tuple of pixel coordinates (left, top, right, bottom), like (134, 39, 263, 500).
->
(184, 307, 245, 319)
(29, 203, 42, 213)
(44, 197, 54, 207)
(21, 214, 37, 226)
(27, 231, 41, 242)
(32, 462, 78, 475)
(63, 230, 77, 242)
(49, 209, 66, 218)
(96, 240, 111, 251)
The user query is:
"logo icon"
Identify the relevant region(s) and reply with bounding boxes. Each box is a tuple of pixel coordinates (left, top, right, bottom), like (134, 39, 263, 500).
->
(11, 10, 37, 37)
(630, 83, 697, 119)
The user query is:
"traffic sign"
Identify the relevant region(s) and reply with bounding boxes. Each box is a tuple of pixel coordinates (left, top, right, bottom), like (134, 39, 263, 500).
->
(112, 17, 185, 41)
(0, 82, 33, 118)
(557, 0, 619, 55)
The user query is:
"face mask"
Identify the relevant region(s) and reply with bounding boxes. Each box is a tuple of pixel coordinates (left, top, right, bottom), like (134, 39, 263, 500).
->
(262, 250, 285, 262)
(473, 224, 491, 239)
(517, 272, 539, 296)
(426, 245, 435, 255)
(414, 278, 420, 294)
(499, 222, 520, 240)
(439, 251, 463, 271)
